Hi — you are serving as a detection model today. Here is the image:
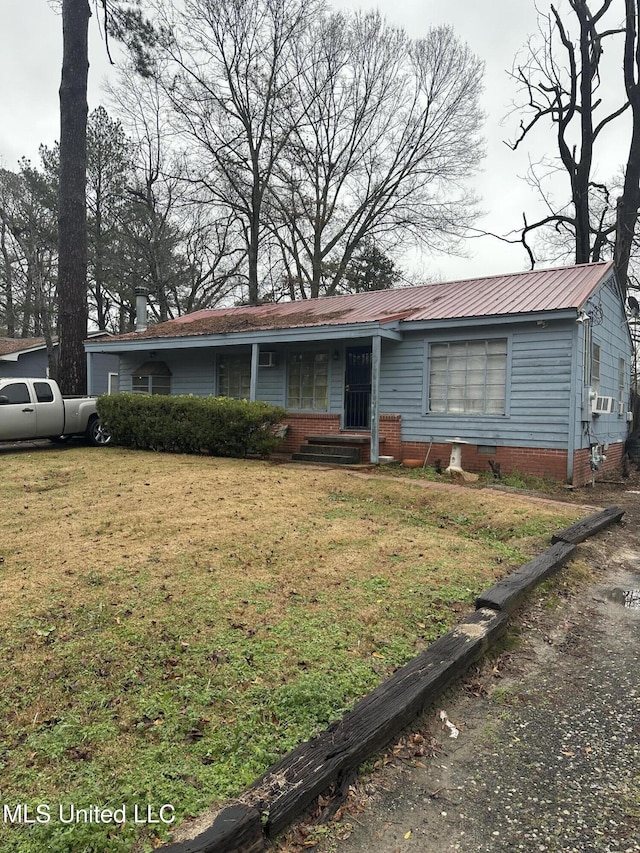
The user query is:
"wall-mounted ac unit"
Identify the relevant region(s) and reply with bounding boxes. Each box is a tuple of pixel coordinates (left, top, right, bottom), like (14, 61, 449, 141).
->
(591, 395, 615, 415)
(258, 351, 277, 368)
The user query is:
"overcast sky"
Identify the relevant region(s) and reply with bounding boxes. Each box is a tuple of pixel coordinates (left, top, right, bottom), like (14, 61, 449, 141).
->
(0, 0, 623, 282)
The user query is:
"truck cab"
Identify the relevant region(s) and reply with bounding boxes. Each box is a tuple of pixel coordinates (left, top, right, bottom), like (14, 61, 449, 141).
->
(0, 378, 110, 445)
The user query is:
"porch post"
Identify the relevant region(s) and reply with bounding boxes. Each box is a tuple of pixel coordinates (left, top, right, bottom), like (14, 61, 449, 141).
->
(250, 342, 259, 402)
(370, 334, 381, 464)
(86, 352, 93, 395)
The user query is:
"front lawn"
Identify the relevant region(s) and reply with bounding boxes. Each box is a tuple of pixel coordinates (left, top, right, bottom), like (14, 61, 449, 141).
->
(0, 448, 583, 852)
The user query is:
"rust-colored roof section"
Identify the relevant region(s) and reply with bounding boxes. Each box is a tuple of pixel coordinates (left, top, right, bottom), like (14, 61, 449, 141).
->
(116, 262, 614, 341)
(0, 337, 45, 356)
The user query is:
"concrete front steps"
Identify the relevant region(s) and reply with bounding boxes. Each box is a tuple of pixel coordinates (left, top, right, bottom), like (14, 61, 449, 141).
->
(292, 443, 362, 465)
(292, 433, 385, 465)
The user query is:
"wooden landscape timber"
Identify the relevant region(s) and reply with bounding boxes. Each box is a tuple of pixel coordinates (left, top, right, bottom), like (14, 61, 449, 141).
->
(159, 505, 624, 853)
(160, 805, 263, 853)
(551, 505, 625, 544)
(474, 540, 577, 614)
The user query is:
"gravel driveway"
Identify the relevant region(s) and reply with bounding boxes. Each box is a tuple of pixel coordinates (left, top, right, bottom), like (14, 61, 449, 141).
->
(278, 477, 640, 853)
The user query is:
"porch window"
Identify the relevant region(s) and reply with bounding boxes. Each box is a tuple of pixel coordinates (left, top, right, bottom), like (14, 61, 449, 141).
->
(132, 362, 171, 395)
(219, 354, 251, 400)
(428, 339, 507, 415)
(288, 351, 329, 411)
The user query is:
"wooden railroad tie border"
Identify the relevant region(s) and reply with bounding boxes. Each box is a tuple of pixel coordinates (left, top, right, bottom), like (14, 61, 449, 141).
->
(160, 504, 624, 853)
(551, 505, 624, 544)
(161, 607, 508, 852)
(474, 540, 577, 614)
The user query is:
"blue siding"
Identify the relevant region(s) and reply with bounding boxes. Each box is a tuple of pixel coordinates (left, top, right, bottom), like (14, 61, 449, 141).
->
(384, 321, 575, 449)
(3, 348, 118, 394)
(118, 349, 216, 396)
(572, 275, 633, 452)
(0, 350, 49, 378)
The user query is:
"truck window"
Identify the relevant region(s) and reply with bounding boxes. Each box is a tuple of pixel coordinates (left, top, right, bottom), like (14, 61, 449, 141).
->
(34, 382, 55, 403)
(1, 382, 31, 405)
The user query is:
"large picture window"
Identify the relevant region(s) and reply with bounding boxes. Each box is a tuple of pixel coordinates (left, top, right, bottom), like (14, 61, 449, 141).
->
(219, 354, 251, 399)
(429, 339, 507, 415)
(288, 351, 329, 411)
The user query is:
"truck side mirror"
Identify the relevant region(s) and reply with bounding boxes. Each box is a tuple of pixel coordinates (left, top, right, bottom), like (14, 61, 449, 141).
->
(0, 396, 8, 405)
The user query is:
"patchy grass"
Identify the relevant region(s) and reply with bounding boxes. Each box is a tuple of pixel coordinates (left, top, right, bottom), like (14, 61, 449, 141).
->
(0, 448, 583, 852)
(384, 461, 565, 495)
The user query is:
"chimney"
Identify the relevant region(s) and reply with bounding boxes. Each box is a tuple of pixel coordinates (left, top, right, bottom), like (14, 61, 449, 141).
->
(135, 287, 149, 333)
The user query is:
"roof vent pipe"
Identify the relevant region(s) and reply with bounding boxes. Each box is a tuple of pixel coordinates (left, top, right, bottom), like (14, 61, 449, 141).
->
(135, 287, 149, 333)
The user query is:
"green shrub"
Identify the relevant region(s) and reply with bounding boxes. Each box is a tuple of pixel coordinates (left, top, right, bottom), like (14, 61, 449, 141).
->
(96, 393, 287, 457)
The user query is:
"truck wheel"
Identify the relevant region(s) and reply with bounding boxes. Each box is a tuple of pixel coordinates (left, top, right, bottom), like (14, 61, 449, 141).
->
(87, 417, 111, 447)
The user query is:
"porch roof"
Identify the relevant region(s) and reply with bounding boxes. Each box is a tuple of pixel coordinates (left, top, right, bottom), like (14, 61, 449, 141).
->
(90, 261, 615, 348)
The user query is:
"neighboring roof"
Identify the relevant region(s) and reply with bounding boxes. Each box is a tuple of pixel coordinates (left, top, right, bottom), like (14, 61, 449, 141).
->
(0, 337, 46, 358)
(0, 331, 114, 359)
(107, 261, 617, 342)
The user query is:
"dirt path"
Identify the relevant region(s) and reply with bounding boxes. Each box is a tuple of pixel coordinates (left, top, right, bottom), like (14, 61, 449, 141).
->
(276, 478, 640, 853)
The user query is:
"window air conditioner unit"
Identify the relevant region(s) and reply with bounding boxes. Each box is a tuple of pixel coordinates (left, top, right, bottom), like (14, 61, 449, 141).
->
(591, 395, 615, 415)
(258, 351, 277, 368)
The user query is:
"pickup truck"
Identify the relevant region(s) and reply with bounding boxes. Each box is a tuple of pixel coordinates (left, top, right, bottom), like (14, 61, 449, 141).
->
(0, 378, 111, 446)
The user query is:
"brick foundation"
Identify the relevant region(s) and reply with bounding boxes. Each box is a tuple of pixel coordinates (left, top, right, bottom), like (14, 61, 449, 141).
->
(572, 441, 625, 487)
(399, 441, 569, 481)
(277, 412, 626, 486)
(400, 439, 626, 486)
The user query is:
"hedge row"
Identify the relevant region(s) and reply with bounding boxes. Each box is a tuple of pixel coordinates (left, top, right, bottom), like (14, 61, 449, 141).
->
(96, 393, 288, 457)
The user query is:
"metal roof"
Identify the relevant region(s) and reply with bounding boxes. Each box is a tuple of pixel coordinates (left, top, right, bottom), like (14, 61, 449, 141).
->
(114, 261, 615, 341)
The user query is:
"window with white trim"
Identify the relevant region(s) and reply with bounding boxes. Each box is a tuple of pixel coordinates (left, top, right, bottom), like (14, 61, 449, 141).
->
(591, 343, 601, 392)
(288, 351, 329, 411)
(619, 357, 626, 410)
(428, 339, 507, 415)
(219, 354, 251, 399)
(582, 321, 592, 385)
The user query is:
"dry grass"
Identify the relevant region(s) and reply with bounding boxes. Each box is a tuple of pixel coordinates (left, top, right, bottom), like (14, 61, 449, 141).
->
(0, 447, 584, 853)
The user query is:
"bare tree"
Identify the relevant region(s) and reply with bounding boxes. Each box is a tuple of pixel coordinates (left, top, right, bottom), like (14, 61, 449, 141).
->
(0, 164, 58, 361)
(506, 0, 640, 297)
(269, 12, 484, 298)
(106, 64, 246, 322)
(154, 0, 321, 305)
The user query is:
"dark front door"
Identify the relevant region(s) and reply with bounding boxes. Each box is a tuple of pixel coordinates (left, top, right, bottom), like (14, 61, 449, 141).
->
(344, 346, 372, 429)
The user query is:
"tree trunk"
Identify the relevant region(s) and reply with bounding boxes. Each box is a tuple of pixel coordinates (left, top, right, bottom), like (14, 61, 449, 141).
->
(247, 220, 260, 305)
(57, 0, 90, 394)
(614, 0, 640, 298)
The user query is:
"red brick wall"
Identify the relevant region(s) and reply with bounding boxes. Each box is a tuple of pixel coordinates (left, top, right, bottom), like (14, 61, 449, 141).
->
(277, 412, 626, 486)
(572, 441, 625, 487)
(378, 415, 402, 460)
(398, 440, 568, 480)
(278, 413, 341, 454)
